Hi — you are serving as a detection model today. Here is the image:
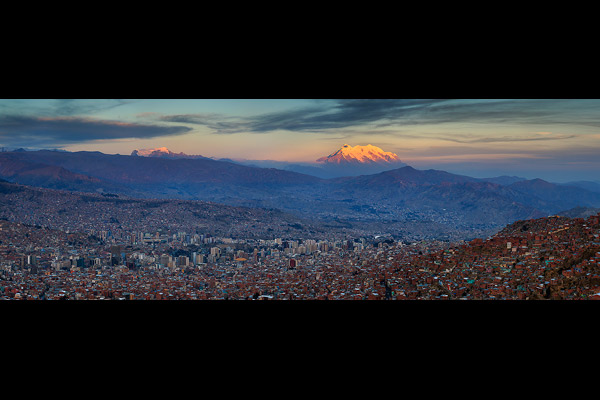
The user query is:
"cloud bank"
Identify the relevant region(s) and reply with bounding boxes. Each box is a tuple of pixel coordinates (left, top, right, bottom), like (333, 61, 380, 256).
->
(155, 99, 600, 135)
(0, 115, 193, 148)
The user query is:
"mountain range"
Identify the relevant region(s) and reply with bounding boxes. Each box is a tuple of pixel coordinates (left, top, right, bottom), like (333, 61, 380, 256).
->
(194, 144, 408, 178)
(2, 145, 600, 240)
(131, 147, 209, 159)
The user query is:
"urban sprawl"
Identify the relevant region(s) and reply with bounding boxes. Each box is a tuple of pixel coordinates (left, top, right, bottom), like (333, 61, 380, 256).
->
(1, 209, 600, 300)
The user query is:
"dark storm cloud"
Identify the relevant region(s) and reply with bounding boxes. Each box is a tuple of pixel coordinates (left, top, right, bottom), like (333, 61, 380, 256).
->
(157, 99, 600, 134)
(0, 115, 193, 148)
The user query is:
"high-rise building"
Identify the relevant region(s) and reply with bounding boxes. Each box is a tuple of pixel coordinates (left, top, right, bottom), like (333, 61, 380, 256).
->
(160, 254, 171, 267)
(110, 245, 123, 265)
(177, 256, 189, 267)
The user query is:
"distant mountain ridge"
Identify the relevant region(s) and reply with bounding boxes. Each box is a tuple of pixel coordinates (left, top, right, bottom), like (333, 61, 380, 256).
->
(559, 180, 600, 194)
(131, 147, 208, 159)
(479, 175, 527, 186)
(0, 150, 319, 186)
(191, 144, 408, 179)
(2, 149, 600, 240)
(558, 206, 600, 219)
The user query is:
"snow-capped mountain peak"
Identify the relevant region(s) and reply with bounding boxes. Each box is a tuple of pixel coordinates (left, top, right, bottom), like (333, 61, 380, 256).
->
(131, 147, 172, 157)
(131, 147, 206, 159)
(316, 144, 402, 164)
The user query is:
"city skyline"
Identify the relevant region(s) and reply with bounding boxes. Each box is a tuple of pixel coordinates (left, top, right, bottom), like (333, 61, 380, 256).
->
(1, 99, 599, 182)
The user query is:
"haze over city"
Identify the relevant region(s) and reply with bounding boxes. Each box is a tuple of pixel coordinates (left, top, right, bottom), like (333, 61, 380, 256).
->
(1, 99, 600, 182)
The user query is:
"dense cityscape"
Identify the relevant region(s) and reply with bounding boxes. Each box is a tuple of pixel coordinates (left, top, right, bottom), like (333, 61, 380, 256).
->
(2, 193, 599, 300)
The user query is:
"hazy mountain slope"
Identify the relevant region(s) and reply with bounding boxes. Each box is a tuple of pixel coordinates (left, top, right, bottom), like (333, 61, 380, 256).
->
(0, 155, 125, 193)
(3, 150, 600, 239)
(506, 178, 600, 213)
(0, 179, 329, 239)
(559, 181, 600, 194)
(330, 166, 478, 187)
(558, 206, 600, 218)
(0, 150, 321, 186)
(478, 176, 527, 185)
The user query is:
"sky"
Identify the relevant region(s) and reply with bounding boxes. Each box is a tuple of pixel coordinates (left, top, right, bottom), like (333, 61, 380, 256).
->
(0, 98, 599, 183)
